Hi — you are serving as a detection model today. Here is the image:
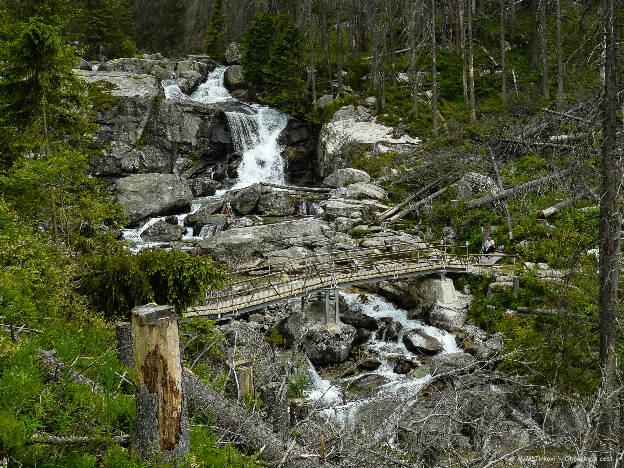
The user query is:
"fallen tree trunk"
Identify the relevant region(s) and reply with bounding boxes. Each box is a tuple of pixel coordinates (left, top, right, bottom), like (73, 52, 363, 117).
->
(541, 108, 592, 124)
(536, 186, 599, 219)
(37, 346, 329, 467)
(548, 133, 591, 143)
(260, 182, 332, 193)
(499, 138, 598, 153)
(377, 178, 444, 222)
(37, 348, 104, 393)
(184, 370, 329, 468)
(466, 169, 573, 210)
(29, 434, 131, 446)
(388, 187, 448, 223)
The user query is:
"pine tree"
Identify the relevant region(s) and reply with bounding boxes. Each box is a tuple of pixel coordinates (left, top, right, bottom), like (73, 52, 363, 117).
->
(70, 0, 136, 60)
(240, 12, 275, 89)
(204, 0, 226, 61)
(263, 15, 305, 113)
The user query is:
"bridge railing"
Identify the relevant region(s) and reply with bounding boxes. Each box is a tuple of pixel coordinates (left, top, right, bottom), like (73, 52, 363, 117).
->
(194, 245, 517, 315)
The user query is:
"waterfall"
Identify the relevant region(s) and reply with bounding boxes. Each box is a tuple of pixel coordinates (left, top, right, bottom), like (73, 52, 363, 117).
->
(165, 66, 289, 187)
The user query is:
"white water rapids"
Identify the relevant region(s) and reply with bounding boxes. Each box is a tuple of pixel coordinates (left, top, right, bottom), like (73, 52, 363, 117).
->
(305, 292, 460, 427)
(163, 66, 289, 187)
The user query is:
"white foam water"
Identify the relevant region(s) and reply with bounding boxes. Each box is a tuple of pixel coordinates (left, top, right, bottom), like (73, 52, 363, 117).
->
(305, 292, 461, 427)
(170, 66, 289, 187)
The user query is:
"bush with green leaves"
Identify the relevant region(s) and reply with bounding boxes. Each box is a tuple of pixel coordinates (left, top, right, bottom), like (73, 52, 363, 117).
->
(83, 247, 228, 317)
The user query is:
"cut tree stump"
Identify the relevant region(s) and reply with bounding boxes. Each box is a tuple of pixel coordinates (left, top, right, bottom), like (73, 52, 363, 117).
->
(132, 304, 189, 464)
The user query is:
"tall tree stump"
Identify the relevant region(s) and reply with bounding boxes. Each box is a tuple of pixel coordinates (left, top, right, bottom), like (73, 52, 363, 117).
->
(115, 321, 133, 368)
(132, 304, 189, 464)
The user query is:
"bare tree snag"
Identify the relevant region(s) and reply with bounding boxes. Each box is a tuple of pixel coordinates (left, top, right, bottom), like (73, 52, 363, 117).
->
(488, 148, 512, 239)
(467, 0, 477, 122)
(459, 0, 469, 107)
(500, 0, 507, 106)
(597, 0, 621, 463)
(530, 0, 538, 70)
(555, 0, 564, 106)
(132, 304, 189, 464)
(378, 178, 444, 222)
(465, 169, 572, 209)
(116, 321, 134, 368)
(539, 0, 550, 99)
(431, 0, 438, 134)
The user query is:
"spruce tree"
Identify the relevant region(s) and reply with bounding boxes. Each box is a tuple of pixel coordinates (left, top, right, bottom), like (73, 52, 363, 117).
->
(240, 12, 274, 89)
(204, 0, 226, 61)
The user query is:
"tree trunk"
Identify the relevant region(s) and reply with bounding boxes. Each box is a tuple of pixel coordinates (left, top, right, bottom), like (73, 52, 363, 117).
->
(132, 304, 189, 464)
(411, 6, 419, 117)
(539, 0, 550, 99)
(510, 0, 515, 40)
(467, 0, 477, 123)
(389, 0, 397, 87)
(431, 0, 438, 134)
(466, 169, 572, 209)
(459, 0, 469, 107)
(530, 0, 538, 70)
(500, 0, 507, 106)
(597, 0, 621, 464)
(336, 0, 343, 97)
(322, 6, 333, 96)
(309, 0, 316, 105)
(556, 0, 564, 106)
(115, 321, 134, 368)
(372, 9, 380, 100)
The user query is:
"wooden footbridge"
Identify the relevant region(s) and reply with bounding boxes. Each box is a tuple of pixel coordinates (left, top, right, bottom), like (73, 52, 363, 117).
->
(184, 243, 514, 322)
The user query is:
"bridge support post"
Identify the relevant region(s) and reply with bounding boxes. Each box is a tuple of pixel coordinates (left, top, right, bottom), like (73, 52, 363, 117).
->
(325, 290, 330, 324)
(334, 289, 340, 323)
(440, 271, 446, 281)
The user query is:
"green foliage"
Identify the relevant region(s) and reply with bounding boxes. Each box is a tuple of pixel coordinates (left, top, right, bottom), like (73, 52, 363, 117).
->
(264, 328, 285, 346)
(82, 247, 229, 317)
(204, 0, 226, 61)
(240, 12, 274, 89)
(288, 371, 310, 398)
(241, 13, 306, 114)
(69, 0, 137, 60)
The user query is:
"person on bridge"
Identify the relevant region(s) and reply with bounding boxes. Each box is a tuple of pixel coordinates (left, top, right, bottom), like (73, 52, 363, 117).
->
(482, 236, 496, 254)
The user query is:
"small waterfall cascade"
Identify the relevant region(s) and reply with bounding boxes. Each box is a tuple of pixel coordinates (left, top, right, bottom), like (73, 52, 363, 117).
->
(306, 292, 460, 427)
(163, 66, 289, 187)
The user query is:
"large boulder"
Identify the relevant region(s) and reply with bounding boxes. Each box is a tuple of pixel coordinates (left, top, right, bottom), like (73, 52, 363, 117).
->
(402, 329, 442, 356)
(140, 220, 184, 242)
(429, 352, 476, 376)
(184, 198, 227, 227)
(197, 218, 357, 268)
(90, 142, 174, 177)
(146, 99, 230, 156)
(75, 70, 159, 147)
(115, 173, 193, 225)
(193, 214, 228, 237)
(231, 183, 263, 214)
(224, 42, 242, 65)
(224, 65, 246, 91)
(257, 191, 296, 216)
(317, 105, 420, 177)
(301, 323, 357, 366)
(279, 119, 316, 184)
(323, 168, 371, 188)
(335, 182, 388, 200)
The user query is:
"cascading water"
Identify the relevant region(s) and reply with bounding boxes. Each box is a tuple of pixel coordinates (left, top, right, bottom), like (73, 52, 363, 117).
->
(306, 292, 461, 427)
(164, 66, 289, 187)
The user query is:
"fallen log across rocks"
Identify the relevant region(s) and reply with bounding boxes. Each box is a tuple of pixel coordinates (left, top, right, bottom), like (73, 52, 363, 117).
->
(35, 346, 331, 467)
(466, 169, 573, 210)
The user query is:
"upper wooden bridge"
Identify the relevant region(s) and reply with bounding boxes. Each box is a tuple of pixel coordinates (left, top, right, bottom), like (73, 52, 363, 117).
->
(184, 243, 514, 322)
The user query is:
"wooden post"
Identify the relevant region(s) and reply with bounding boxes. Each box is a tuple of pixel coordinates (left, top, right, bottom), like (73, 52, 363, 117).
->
(325, 290, 330, 324)
(513, 276, 520, 294)
(230, 359, 254, 400)
(115, 321, 133, 368)
(132, 304, 189, 464)
(334, 289, 340, 323)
